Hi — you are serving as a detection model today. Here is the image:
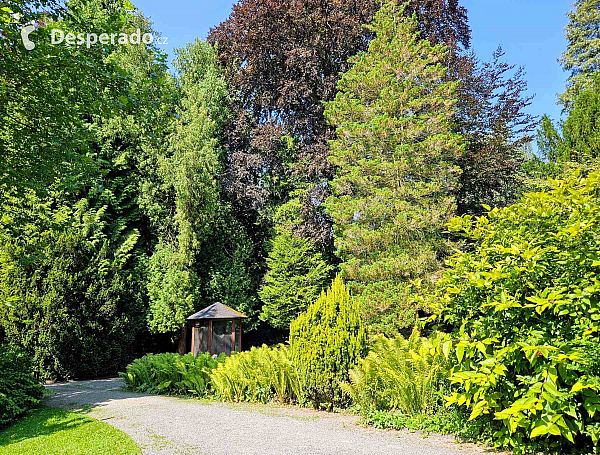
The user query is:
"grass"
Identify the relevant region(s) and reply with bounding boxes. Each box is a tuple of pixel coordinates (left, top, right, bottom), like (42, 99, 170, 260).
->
(0, 406, 140, 455)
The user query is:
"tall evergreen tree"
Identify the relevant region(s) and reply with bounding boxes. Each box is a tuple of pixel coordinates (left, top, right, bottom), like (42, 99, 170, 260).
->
(324, 0, 463, 336)
(559, 0, 600, 108)
(537, 74, 600, 166)
(146, 40, 258, 348)
(259, 198, 332, 331)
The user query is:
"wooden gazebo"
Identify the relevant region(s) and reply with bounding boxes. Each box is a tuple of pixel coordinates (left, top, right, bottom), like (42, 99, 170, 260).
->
(187, 303, 247, 356)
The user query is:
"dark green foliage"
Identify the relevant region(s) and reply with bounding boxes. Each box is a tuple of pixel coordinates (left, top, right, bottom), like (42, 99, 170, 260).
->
(436, 172, 600, 453)
(538, 75, 600, 166)
(0, 345, 44, 428)
(0, 0, 174, 379)
(562, 76, 600, 163)
(120, 352, 224, 397)
(0, 228, 146, 380)
(289, 276, 367, 409)
(259, 230, 332, 331)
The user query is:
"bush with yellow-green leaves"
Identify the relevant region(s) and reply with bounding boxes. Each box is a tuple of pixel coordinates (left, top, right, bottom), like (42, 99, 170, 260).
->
(436, 171, 600, 454)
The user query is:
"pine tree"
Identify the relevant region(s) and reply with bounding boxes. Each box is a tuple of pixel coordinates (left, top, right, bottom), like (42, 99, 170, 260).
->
(559, 0, 600, 108)
(323, 0, 463, 336)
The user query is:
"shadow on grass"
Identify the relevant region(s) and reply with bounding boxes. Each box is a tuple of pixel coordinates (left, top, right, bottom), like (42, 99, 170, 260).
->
(0, 407, 91, 445)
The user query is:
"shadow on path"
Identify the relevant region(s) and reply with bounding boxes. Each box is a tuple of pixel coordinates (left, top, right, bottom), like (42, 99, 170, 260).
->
(45, 378, 144, 411)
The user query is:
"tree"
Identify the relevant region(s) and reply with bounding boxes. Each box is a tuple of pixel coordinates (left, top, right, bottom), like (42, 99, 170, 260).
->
(323, 0, 463, 336)
(208, 0, 471, 251)
(259, 228, 332, 331)
(290, 276, 367, 409)
(562, 75, 600, 162)
(0, 0, 129, 191)
(455, 48, 537, 215)
(145, 40, 227, 340)
(559, 0, 600, 108)
(146, 40, 259, 343)
(0, 0, 175, 378)
(537, 74, 600, 168)
(0, 203, 148, 380)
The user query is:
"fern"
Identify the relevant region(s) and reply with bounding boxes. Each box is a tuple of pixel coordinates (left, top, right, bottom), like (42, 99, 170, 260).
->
(120, 352, 224, 396)
(341, 329, 449, 416)
(210, 344, 301, 404)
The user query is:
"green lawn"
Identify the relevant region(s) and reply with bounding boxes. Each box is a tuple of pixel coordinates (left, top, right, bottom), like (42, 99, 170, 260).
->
(0, 406, 140, 455)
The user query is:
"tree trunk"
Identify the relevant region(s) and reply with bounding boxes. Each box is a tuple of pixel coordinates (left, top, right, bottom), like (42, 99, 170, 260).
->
(176, 324, 187, 355)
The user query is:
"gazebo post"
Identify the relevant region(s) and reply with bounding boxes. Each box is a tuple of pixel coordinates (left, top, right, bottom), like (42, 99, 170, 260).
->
(191, 323, 196, 357)
(208, 320, 213, 355)
(231, 320, 236, 353)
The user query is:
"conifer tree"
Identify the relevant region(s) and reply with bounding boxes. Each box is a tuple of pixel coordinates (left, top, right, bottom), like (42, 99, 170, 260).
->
(259, 230, 332, 331)
(559, 0, 600, 108)
(289, 276, 367, 409)
(324, 0, 463, 336)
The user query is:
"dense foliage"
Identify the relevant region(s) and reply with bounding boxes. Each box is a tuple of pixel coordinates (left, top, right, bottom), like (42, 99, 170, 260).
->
(456, 48, 537, 215)
(559, 0, 600, 108)
(4, 1, 600, 452)
(259, 230, 332, 330)
(120, 352, 224, 397)
(0, 0, 128, 190)
(324, 1, 463, 336)
(289, 276, 367, 409)
(342, 331, 449, 416)
(538, 74, 600, 167)
(210, 344, 301, 404)
(0, 345, 44, 428)
(436, 172, 600, 453)
(0, 0, 170, 379)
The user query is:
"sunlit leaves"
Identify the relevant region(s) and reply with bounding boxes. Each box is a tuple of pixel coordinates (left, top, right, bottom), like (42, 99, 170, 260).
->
(436, 171, 600, 453)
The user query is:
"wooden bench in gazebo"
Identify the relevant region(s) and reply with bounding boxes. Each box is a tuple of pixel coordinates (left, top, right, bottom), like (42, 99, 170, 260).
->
(187, 302, 247, 356)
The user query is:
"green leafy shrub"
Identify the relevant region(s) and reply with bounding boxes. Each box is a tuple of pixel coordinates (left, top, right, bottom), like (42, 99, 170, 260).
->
(210, 344, 301, 404)
(0, 345, 44, 428)
(290, 276, 367, 409)
(120, 352, 223, 397)
(436, 171, 600, 453)
(342, 330, 449, 416)
(0, 227, 147, 381)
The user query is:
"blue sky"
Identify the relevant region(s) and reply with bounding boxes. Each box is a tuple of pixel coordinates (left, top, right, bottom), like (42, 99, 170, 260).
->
(136, 0, 573, 124)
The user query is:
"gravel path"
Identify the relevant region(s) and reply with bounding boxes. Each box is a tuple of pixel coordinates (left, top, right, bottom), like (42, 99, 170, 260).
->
(45, 378, 500, 455)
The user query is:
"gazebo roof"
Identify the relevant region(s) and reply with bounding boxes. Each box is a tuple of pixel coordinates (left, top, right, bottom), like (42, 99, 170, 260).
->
(187, 302, 248, 321)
